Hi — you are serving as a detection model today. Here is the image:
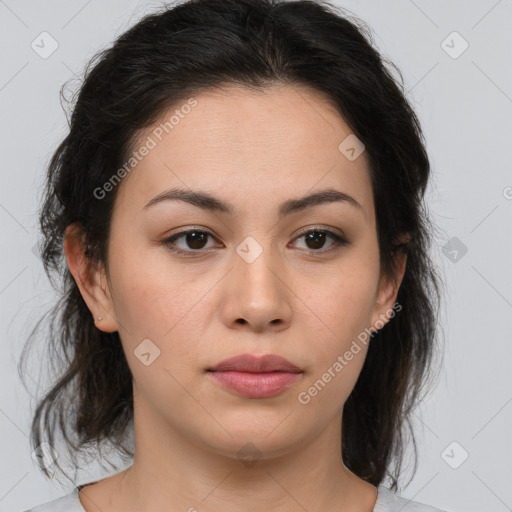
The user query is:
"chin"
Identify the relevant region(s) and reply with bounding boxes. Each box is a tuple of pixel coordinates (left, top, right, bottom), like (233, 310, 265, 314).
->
(193, 414, 310, 460)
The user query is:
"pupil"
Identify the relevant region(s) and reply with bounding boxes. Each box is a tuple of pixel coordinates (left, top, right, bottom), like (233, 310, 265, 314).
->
(187, 231, 207, 249)
(306, 231, 325, 250)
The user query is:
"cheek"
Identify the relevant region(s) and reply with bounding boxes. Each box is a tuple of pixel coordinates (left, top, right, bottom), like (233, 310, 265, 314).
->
(297, 249, 379, 398)
(107, 242, 213, 368)
(105, 241, 174, 342)
(106, 251, 202, 403)
(315, 257, 379, 346)
(296, 281, 375, 415)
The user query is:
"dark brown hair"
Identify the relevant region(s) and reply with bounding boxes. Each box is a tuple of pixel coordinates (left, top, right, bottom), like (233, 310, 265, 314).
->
(20, 0, 441, 491)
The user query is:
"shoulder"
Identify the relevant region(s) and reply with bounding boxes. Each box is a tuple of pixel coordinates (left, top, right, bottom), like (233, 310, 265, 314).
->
(375, 485, 448, 512)
(21, 487, 84, 512)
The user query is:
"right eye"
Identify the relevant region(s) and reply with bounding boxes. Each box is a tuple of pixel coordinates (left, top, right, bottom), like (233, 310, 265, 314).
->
(161, 228, 221, 256)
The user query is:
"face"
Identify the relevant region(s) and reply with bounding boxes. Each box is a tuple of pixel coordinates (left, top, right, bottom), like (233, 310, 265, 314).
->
(67, 83, 404, 461)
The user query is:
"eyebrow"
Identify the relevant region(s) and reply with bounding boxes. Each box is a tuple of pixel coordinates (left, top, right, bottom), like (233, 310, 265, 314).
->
(143, 187, 364, 220)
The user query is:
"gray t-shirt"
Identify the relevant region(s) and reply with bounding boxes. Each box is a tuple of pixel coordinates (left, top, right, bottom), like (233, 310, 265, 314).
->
(22, 483, 448, 511)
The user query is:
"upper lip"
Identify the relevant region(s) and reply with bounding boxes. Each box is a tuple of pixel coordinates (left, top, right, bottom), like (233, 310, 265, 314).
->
(208, 353, 302, 373)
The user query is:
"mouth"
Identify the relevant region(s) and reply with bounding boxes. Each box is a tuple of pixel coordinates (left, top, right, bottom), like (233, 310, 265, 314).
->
(208, 353, 302, 373)
(206, 353, 303, 398)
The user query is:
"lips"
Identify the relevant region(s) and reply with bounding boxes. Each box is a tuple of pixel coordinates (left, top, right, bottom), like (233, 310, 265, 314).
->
(208, 353, 302, 373)
(207, 353, 303, 398)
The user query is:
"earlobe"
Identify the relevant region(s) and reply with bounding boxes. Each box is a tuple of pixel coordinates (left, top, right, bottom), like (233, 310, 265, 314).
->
(63, 222, 119, 333)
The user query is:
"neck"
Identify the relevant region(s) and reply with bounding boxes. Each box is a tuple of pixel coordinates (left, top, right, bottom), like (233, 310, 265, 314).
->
(87, 387, 378, 512)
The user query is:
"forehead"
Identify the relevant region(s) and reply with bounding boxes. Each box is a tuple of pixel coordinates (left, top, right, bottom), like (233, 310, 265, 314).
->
(114, 83, 373, 219)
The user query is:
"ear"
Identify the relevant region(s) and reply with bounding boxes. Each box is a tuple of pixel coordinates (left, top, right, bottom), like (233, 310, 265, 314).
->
(63, 222, 118, 333)
(370, 234, 409, 332)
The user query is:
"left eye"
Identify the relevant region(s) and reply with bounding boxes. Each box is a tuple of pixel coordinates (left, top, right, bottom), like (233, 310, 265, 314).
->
(292, 229, 348, 252)
(162, 228, 348, 256)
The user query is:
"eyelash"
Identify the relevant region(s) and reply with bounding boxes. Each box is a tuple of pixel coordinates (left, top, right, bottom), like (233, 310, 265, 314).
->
(161, 227, 349, 257)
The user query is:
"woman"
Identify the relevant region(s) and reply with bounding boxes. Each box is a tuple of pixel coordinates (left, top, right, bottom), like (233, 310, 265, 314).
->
(20, 0, 445, 510)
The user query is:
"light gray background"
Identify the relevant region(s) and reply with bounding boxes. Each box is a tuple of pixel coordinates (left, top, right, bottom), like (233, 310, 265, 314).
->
(1, 1, 511, 511)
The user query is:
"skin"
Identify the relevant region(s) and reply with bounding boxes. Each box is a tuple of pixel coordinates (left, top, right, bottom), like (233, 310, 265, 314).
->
(64, 83, 407, 512)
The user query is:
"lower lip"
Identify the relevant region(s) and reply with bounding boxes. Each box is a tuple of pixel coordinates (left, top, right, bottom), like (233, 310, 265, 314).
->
(208, 370, 303, 398)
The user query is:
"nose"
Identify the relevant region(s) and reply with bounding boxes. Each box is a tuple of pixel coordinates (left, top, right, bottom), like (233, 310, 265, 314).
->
(220, 241, 293, 333)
